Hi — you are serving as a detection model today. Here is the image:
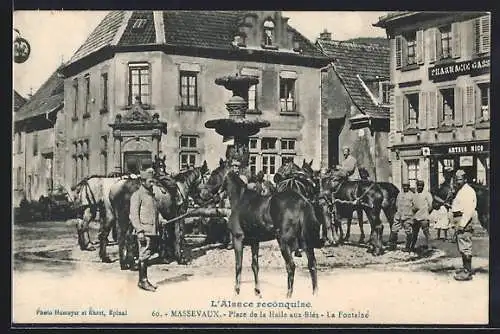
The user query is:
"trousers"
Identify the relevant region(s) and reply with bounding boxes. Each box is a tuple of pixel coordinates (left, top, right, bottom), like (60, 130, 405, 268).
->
(137, 236, 159, 261)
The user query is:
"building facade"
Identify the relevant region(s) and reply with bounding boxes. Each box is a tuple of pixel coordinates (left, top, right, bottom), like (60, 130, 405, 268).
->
(374, 12, 490, 190)
(59, 11, 329, 188)
(13, 69, 64, 206)
(317, 31, 391, 181)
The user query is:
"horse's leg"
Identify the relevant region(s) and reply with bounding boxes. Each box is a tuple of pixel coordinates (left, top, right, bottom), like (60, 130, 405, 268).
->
(357, 207, 365, 244)
(278, 238, 296, 298)
(367, 209, 384, 256)
(116, 212, 130, 270)
(97, 208, 113, 263)
(305, 247, 318, 296)
(76, 208, 96, 251)
(344, 208, 353, 242)
(233, 232, 244, 295)
(250, 241, 262, 297)
(174, 220, 187, 265)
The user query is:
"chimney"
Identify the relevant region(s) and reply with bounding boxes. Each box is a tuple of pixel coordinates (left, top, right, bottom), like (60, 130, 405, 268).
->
(27, 87, 33, 99)
(319, 29, 332, 41)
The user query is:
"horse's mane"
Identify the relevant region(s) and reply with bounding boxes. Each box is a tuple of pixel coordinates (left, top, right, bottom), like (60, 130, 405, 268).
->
(173, 167, 199, 182)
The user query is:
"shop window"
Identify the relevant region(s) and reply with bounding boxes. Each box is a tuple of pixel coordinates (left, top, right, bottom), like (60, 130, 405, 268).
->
(180, 71, 198, 108)
(439, 25, 452, 59)
(280, 78, 295, 112)
(404, 93, 419, 129)
(128, 63, 150, 105)
(440, 88, 455, 126)
(478, 83, 490, 122)
(406, 159, 420, 189)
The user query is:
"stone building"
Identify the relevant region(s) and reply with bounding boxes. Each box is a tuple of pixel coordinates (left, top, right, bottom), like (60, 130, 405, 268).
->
(13, 67, 65, 206)
(374, 11, 490, 190)
(59, 10, 329, 187)
(316, 30, 391, 181)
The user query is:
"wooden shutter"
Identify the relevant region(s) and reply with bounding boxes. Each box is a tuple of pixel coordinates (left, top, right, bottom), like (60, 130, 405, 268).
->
(475, 85, 482, 122)
(416, 30, 425, 64)
(454, 86, 463, 126)
(437, 90, 444, 127)
(479, 15, 491, 54)
(464, 85, 476, 125)
(435, 29, 443, 60)
(451, 22, 461, 59)
(395, 95, 403, 131)
(427, 28, 436, 63)
(428, 91, 437, 129)
(418, 91, 427, 130)
(395, 36, 403, 69)
(261, 69, 278, 110)
(402, 95, 409, 129)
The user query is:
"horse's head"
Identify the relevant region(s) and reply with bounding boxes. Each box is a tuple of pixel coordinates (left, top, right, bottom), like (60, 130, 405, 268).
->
(301, 159, 315, 176)
(199, 159, 230, 201)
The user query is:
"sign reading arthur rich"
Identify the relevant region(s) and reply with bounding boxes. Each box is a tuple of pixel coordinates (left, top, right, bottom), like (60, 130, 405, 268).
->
(429, 57, 490, 81)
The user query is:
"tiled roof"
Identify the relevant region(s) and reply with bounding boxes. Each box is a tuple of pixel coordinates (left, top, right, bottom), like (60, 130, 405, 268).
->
(317, 39, 390, 119)
(70, 11, 125, 63)
(13, 91, 27, 112)
(15, 66, 64, 122)
(67, 11, 325, 66)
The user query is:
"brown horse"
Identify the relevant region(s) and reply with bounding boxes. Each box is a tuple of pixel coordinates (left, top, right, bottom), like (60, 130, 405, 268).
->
(109, 161, 209, 269)
(217, 170, 321, 298)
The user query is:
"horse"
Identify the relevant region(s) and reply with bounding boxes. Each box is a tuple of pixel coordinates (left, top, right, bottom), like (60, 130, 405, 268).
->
(216, 169, 322, 298)
(109, 161, 209, 269)
(71, 174, 131, 262)
(432, 175, 490, 233)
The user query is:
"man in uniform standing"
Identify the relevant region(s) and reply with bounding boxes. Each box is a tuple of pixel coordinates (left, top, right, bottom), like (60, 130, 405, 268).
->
(451, 169, 477, 281)
(411, 180, 433, 252)
(129, 168, 160, 292)
(389, 181, 415, 251)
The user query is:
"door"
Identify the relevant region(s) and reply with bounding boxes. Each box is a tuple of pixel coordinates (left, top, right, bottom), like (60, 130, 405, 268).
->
(123, 151, 152, 175)
(328, 118, 345, 168)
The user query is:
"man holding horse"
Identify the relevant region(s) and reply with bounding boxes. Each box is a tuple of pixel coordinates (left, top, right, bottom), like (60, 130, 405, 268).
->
(411, 180, 433, 252)
(451, 169, 478, 281)
(129, 168, 160, 292)
(390, 181, 415, 252)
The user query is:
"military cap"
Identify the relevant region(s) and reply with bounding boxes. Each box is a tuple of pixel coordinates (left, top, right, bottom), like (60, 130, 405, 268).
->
(140, 168, 154, 179)
(342, 146, 350, 151)
(416, 180, 425, 186)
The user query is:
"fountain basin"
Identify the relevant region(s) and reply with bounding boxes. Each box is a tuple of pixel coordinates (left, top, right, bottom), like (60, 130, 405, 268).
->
(205, 118, 270, 137)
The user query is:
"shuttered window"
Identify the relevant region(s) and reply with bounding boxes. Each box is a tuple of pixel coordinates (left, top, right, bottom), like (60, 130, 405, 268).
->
(439, 25, 452, 59)
(128, 63, 150, 105)
(478, 83, 490, 122)
(440, 88, 454, 126)
(405, 32, 417, 65)
(404, 93, 419, 129)
(475, 15, 491, 54)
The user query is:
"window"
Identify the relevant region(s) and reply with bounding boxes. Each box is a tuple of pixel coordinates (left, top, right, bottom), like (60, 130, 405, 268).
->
(406, 160, 420, 189)
(440, 88, 454, 125)
(249, 155, 257, 176)
(16, 167, 23, 189)
(404, 93, 419, 129)
(380, 81, 391, 105)
(282, 155, 295, 166)
(248, 83, 257, 111)
(262, 155, 276, 178)
(249, 138, 258, 150)
(263, 19, 274, 46)
(132, 18, 147, 30)
(475, 15, 490, 54)
(179, 135, 198, 170)
(280, 78, 295, 112)
(101, 73, 108, 111)
(84, 74, 90, 115)
(261, 137, 277, 150)
(405, 31, 417, 65)
(439, 25, 452, 59)
(16, 132, 22, 154)
(478, 83, 490, 121)
(180, 71, 198, 108)
(128, 63, 150, 105)
(73, 78, 79, 119)
(438, 159, 454, 185)
(32, 133, 38, 156)
(281, 139, 295, 151)
(100, 135, 108, 175)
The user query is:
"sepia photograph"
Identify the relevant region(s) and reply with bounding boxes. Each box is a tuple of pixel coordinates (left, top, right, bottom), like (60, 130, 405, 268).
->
(12, 10, 490, 326)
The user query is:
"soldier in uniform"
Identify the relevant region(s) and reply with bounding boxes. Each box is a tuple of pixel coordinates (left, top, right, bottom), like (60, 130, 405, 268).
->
(389, 181, 415, 251)
(451, 169, 478, 281)
(411, 180, 433, 252)
(338, 146, 360, 180)
(129, 168, 160, 292)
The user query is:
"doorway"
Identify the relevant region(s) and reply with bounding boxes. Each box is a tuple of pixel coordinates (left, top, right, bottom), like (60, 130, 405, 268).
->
(327, 118, 345, 168)
(123, 151, 153, 174)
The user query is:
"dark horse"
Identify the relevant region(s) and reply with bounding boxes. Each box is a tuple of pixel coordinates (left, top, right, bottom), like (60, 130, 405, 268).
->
(109, 161, 209, 269)
(432, 173, 490, 233)
(218, 170, 322, 297)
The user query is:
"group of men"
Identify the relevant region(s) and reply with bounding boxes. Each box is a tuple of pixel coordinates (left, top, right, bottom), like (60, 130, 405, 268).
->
(391, 169, 478, 281)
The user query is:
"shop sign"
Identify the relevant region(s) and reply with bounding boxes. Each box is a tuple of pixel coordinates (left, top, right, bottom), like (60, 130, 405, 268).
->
(429, 57, 490, 81)
(431, 142, 489, 155)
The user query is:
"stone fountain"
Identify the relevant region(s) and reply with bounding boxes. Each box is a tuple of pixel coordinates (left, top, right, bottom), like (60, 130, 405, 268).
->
(205, 73, 270, 177)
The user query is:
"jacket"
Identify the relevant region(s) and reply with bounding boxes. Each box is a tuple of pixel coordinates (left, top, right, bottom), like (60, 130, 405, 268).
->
(413, 191, 433, 221)
(396, 191, 415, 220)
(451, 183, 477, 228)
(129, 185, 159, 236)
(341, 155, 360, 180)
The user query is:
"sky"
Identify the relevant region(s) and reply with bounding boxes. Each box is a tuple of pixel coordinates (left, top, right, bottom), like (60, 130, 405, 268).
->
(13, 11, 388, 98)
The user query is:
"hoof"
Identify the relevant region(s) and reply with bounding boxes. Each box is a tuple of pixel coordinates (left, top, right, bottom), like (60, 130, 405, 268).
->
(138, 281, 156, 292)
(235, 288, 240, 295)
(254, 289, 262, 297)
(286, 291, 293, 298)
(226, 245, 234, 250)
(358, 236, 365, 244)
(101, 257, 113, 263)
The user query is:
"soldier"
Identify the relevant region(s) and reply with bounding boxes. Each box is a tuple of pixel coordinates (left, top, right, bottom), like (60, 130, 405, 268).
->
(451, 169, 478, 281)
(411, 180, 433, 252)
(389, 181, 415, 251)
(129, 168, 160, 292)
(338, 146, 360, 180)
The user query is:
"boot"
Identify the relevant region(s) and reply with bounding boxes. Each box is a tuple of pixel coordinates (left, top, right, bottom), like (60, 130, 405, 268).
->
(403, 234, 412, 252)
(454, 255, 473, 281)
(455, 254, 467, 274)
(388, 232, 398, 251)
(137, 261, 156, 292)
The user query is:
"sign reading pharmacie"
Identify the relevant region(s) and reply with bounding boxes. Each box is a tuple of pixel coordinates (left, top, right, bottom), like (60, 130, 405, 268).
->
(429, 142, 490, 155)
(428, 57, 490, 82)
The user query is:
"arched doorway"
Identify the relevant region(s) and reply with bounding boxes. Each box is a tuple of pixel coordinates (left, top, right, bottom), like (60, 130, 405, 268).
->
(123, 150, 153, 174)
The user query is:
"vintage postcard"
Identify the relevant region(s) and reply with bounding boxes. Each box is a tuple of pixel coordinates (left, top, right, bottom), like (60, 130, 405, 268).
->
(12, 10, 490, 326)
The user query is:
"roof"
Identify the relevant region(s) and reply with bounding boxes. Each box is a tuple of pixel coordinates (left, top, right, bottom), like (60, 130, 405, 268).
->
(68, 11, 325, 66)
(15, 66, 64, 123)
(13, 91, 27, 112)
(317, 39, 390, 119)
(372, 11, 417, 27)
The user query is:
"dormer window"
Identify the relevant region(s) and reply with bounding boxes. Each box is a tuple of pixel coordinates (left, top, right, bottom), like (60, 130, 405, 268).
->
(263, 20, 274, 46)
(132, 19, 147, 30)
